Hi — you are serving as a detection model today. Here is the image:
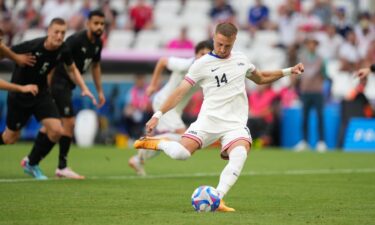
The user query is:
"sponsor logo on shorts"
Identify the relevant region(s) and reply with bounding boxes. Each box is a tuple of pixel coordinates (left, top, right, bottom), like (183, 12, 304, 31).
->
(188, 130, 198, 135)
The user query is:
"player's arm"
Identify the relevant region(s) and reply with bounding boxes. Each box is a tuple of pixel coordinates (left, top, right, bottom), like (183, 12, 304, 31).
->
(247, 63, 304, 84)
(91, 62, 105, 107)
(67, 63, 97, 105)
(0, 79, 38, 95)
(0, 44, 36, 67)
(357, 64, 375, 79)
(145, 80, 192, 134)
(146, 57, 168, 96)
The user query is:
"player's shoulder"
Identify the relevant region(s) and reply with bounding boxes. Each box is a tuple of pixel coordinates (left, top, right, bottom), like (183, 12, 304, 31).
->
(191, 53, 212, 67)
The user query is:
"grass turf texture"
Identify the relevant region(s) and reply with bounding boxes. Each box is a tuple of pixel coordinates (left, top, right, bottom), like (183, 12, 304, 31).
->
(0, 144, 375, 225)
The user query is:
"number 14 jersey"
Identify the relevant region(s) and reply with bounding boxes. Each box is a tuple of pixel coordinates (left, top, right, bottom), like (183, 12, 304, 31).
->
(184, 51, 256, 133)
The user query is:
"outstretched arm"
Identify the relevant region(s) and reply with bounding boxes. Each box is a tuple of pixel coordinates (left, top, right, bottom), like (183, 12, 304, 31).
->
(356, 64, 375, 79)
(67, 63, 97, 106)
(0, 44, 36, 67)
(247, 63, 304, 84)
(91, 62, 105, 107)
(146, 57, 168, 96)
(0, 79, 38, 95)
(145, 80, 192, 134)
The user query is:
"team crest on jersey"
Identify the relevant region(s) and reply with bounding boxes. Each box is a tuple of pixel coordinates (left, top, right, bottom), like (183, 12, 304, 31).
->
(237, 62, 245, 66)
(95, 47, 99, 54)
(81, 47, 87, 53)
(35, 52, 42, 57)
(56, 53, 61, 60)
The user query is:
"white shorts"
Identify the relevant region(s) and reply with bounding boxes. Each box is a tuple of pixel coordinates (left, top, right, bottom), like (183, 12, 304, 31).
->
(182, 126, 252, 160)
(153, 98, 185, 133)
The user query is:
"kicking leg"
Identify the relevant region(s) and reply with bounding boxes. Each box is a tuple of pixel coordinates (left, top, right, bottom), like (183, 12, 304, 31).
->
(129, 133, 181, 175)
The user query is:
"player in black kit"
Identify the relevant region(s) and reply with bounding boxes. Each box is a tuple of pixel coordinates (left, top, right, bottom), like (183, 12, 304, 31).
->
(22, 10, 106, 179)
(0, 18, 96, 180)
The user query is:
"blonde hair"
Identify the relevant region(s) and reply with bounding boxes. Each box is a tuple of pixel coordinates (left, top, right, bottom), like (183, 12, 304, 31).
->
(215, 22, 238, 37)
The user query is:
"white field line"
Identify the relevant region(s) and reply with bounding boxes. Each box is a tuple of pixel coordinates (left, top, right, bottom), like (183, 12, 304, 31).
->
(1, 168, 375, 183)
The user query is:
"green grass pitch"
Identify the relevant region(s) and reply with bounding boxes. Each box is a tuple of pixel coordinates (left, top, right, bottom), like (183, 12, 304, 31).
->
(0, 144, 375, 225)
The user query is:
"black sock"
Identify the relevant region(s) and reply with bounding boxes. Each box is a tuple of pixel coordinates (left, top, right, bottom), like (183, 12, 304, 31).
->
(0, 132, 4, 145)
(28, 132, 56, 166)
(58, 136, 72, 169)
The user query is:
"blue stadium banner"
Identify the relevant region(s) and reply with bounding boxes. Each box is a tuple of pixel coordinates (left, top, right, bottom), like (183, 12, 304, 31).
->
(343, 118, 375, 152)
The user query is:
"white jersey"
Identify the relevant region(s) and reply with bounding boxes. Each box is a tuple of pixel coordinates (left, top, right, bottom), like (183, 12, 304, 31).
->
(153, 57, 198, 114)
(185, 51, 255, 133)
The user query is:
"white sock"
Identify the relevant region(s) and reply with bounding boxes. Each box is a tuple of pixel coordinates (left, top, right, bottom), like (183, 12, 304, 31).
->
(157, 140, 191, 160)
(138, 133, 181, 161)
(216, 146, 248, 199)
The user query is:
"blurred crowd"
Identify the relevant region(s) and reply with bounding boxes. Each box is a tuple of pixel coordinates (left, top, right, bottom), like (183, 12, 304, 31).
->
(1, 0, 375, 148)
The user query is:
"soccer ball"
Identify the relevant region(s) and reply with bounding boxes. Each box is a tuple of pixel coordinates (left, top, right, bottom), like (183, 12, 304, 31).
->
(191, 185, 220, 212)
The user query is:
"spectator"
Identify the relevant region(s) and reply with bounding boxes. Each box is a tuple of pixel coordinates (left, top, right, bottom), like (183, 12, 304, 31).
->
(40, 0, 74, 28)
(294, 36, 327, 152)
(123, 74, 152, 139)
(166, 26, 194, 50)
(129, 0, 155, 34)
(101, 0, 117, 31)
(17, 0, 40, 30)
(209, 0, 236, 26)
(247, 84, 278, 147)
(316, 24, 344, 61)
(0, 13, 16, 46)
(298, 3, 323, 33)
(354, 12, 375, 58)
(277, 4, 302, 65)
(69, 0, 93, 31)
(312, 0, 333, 25)
(338, 29, 361, 72)
(332, 7, 352, 38)
(247, 0, 270, 30)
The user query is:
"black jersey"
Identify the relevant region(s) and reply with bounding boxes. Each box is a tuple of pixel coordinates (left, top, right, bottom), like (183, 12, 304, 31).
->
(52, 30, 102, 89)
(9, 37, 73, 101)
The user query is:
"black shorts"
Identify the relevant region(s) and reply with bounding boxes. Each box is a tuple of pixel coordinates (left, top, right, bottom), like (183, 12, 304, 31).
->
(6, 93, 60, 131)
(51, 85, 74, 118)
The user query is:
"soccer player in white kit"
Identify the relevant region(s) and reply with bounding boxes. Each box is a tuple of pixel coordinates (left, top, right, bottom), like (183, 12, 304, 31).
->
(134, 22, 304, 212)
(129, 40, 213, 175)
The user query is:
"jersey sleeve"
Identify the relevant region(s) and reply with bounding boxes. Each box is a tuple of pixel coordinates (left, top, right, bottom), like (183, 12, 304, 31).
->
(184, 60, 204, 86)
(167, 57, 192, 72)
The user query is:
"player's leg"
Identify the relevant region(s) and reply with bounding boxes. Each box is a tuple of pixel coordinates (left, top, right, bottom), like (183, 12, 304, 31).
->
(50, 86, 84, 179)
(0, 127, 21, 145)
(1, 96, 30, 145)
(55, 117, 85, 179)
(216, 128, 252, 212)
(134, 135, 197, 160)
(130, 132, 182, 175)
(23, 95, 62, 179)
